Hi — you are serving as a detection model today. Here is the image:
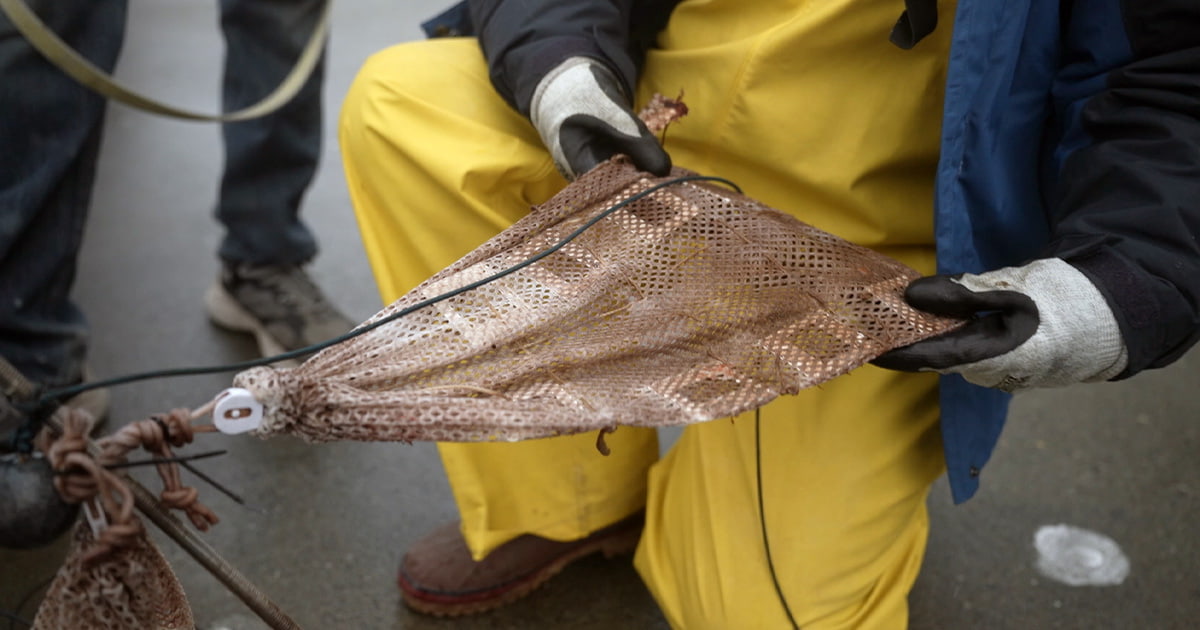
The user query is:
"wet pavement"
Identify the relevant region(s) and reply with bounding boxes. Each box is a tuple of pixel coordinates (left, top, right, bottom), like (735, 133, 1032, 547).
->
(2, 1, 1198, 628)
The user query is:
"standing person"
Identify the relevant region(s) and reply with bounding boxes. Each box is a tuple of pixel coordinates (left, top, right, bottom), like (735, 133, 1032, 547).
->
(0, 0, 352, 546)
(204, 0, 356, 358)
(0, 0, 124, 420)
(339, 0, 1200, 627)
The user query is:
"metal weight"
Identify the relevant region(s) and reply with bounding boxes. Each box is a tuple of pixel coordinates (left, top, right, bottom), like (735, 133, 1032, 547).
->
(0, 452, 78, 549)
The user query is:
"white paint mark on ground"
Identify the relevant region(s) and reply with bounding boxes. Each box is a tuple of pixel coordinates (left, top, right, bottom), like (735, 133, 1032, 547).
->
(1033, 524, 1130, 587)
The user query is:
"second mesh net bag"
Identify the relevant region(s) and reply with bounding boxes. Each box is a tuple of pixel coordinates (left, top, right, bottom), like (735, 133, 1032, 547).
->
(234, 158, 960, 444)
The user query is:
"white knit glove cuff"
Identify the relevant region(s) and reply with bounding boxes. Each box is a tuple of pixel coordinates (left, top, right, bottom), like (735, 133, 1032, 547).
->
(950, 258, 1128, 391)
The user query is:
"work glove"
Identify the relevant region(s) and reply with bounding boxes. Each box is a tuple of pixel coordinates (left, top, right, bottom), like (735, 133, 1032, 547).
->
(530, 57, 671, 180)
(873, 258, 1129, 392)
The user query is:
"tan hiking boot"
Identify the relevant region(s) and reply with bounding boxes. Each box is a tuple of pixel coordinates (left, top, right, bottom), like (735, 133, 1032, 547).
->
(399, 514, 644, 617)
(0, 362, 107, 452)
(205, 263, 356, 360)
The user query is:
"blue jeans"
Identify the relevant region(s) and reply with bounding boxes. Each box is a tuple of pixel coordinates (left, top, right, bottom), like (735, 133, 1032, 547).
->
(0, 0, 325, 387)
(218, 0, 324, 267)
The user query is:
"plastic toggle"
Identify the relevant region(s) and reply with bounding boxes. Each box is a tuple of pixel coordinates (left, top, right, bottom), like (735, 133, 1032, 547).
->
(213, 388, 264, 435)
(82, 498, 108, 538)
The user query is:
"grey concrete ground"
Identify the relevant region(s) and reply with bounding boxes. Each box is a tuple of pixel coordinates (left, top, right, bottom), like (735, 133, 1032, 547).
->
(3, 1, 1199, 628)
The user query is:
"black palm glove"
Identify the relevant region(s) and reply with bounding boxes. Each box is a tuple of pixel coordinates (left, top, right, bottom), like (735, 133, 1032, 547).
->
(530, 57, 671, 180)
(873, 258, 1128, 392)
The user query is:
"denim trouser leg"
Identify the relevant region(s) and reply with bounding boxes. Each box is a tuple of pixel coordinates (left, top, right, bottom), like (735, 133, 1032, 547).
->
(0, 0, 126, 388)
(217, 0, 326, 267)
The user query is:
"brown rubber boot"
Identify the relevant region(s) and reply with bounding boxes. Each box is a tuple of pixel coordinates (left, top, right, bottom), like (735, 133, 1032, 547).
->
(399, 513, 644, 617)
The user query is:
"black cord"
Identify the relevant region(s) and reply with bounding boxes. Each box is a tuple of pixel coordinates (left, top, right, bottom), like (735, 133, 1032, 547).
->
(35, 174, 740, 404)
(48, 449, 229, 472)
(756, 408, 800, 629)
(38, 174, 739, 405)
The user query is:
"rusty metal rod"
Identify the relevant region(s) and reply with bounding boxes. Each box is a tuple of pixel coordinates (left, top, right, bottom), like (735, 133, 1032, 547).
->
(122, 471, 302, 630)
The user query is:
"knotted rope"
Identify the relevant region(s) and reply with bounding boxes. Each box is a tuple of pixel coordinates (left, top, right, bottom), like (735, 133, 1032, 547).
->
(100, 407, 220, 531)
(45, 403, 219, 561)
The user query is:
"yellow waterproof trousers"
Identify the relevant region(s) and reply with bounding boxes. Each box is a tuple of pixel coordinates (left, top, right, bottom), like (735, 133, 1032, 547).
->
(340, 1, 954, 627)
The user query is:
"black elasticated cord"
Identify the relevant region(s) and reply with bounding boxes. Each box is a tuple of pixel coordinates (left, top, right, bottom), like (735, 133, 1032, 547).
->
(756, 408, 801, 629)
(14, 174, 741, 446)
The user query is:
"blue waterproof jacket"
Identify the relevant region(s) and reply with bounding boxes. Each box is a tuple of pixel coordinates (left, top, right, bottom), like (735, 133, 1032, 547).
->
(427, 0, 1200, 503)
(934, 1, 1200, 501)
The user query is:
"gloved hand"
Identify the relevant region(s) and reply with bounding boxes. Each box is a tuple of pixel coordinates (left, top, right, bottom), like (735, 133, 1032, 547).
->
(530, 57, 671, 180)
(873, 258, 1129, 391)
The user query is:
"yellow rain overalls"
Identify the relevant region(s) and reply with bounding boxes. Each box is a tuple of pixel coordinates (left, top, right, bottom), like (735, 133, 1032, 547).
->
(339, 1, 955, 626)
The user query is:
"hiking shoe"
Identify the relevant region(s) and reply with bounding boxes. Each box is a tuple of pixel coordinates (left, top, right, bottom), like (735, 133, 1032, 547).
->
(205, 263, 357, 359)
(0, 360, 107, 453)
(399, 514, 644, 617)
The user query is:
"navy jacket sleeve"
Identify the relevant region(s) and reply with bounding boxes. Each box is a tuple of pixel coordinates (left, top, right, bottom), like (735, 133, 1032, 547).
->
(467, 0, 679, 115)
(1045, 1, 1200, 377)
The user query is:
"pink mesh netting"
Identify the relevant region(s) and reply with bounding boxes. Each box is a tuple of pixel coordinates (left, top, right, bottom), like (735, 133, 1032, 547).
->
(233, 158, 961, 444)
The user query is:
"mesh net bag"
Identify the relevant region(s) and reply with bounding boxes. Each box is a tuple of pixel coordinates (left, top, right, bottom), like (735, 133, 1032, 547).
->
(234, 158, 961, 444)
(32, 521, 193, 630)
